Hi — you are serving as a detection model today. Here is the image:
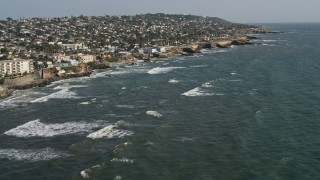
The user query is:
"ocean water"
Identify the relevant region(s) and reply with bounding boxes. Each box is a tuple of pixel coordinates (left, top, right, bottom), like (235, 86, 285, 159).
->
(1, 23, 320, 179)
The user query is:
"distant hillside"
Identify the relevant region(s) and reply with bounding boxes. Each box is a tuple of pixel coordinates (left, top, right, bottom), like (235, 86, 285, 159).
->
(136, 13, 255, 28)
(0, 13, 260, 51)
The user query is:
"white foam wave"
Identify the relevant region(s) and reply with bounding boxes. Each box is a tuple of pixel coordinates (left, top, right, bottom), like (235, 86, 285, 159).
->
(262, 39, 287, 42)
(202, 81, 215, 88)
(79, 101, 91, 105)
(147, 67, 185, 75)
(209, 49, 228, 53)
(115, 105, 134, 109)
(80, 165, 102, 179)
(105, 68, 149, 76)
(4, 119, 105, 138)
(182, 87, 224, 97)
(73, 67, 149, 80)
(0, 147, 65, 161)
(262, 44, 277, 47)
(111, 158, 134, 164)
(168, 79, 179, 83)
(200, 49, 212, 53)
(0, 89, 48, 108)
(53, 84, 88, 90)
(80, 170, 90, 179)
(190, 65, 208, 68)
(31, 86, 80, 103)
(79, 98, 96, 105)
(87, 122, 133, 139)
(113, 141, 132, 154)
(114, 176, 123, 180)
(146, 111, 162, 118)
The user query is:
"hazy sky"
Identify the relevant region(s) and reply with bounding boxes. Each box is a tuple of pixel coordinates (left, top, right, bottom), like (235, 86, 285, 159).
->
(0, 0, 319, 23)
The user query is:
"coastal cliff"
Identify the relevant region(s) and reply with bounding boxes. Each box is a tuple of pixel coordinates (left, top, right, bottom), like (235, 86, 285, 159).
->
(181, 35, 254, 53)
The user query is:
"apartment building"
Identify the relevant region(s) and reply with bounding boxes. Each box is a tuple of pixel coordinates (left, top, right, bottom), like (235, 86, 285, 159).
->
(76, 55, 95, 63)
(0, 59, 34, 76)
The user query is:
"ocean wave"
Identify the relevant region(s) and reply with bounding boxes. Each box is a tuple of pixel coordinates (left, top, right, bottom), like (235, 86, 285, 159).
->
(87, 122, 133, 139)
(168, 79, 179, 83)
(114, 176, 123, 180)
(182, 87, 224, 97)
(113, 141, 132, 154)
(202, 80, 215, 88)
(0, 90, 47, 108)
(0, 147, 66, 162)
(79, 101, 91, 105)
(200, 49, 228, 54)
(111, 158, 134, 164)
(79, 97, 97, 105)
(147, 67, 185, 75)
(146, 111, 162, 118)
(53, 84, 88, 90)
(106, 68, 149, 76)
(210, 49, 228, 53)
(31, 86, 80, 103)
(4, 119, 105, 138)
(262, 39, 287, 42)
(80, 165, 102, 179)
(262, 44, 277, 47)
(189, 65, 208, 68)
(115, 105, 134, 109)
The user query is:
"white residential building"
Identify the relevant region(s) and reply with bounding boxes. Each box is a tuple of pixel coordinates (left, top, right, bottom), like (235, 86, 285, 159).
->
(61, 43, 84, 50)
(76, 55, 95, 63)
(0, 59, 34, 76)
(62, 59, 79, 66)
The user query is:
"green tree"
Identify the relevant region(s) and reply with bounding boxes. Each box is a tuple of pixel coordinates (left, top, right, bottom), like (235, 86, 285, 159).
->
(0, 78, 5, 85)
(0, 48, 8, 54)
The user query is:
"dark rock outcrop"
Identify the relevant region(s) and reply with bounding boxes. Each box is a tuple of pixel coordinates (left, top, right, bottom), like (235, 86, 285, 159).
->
(0, 86, 11, 99)
(231, 40, 253, 46)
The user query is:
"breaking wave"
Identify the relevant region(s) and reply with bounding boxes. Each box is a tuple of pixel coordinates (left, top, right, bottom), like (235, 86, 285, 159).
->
(169, 79, 179, 83)
(262, 39, 287, 42)
(202, 80, 215, 88)
(0, 90, 47, 108)
(0, 147, 66, 162)
(115, 105, 134, 109)
(111, 158, 134, 164)
(146, 111, 162, 118)
(189, 65, 208, 68)
(87, 122, 133, 139)
(4, 119, 105, 138)
(147, 67, 185, 75)
(80, 165, 102, 179)
(31, 86, 80, 103)
(182, 87, 224, 97)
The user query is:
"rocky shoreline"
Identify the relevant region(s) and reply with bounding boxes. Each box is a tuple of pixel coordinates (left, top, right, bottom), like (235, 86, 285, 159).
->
(0, 34, 271, 100)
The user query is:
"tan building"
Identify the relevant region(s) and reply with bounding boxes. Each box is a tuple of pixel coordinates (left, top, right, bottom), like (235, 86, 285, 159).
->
(0, 59, 34, 76)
